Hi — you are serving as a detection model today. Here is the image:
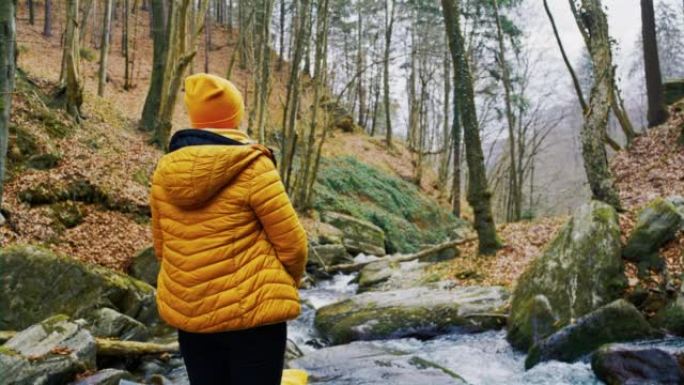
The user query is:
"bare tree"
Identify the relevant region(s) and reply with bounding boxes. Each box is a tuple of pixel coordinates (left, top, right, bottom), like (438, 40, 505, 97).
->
(98, 0, 114, 97)
(0, 0, 16, 208)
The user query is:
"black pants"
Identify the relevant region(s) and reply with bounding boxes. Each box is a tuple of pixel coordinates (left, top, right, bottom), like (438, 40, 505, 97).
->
(177, 322, 287, 385)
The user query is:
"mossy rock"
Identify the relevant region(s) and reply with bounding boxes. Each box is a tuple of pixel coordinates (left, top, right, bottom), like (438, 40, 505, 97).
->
(128, 247, 160, 287)
(652, 283, 684, 336)
(525, 299, 661, 369)
(321, 211, 386, 256)
(0, 315, 97, 385)
(314, 284, 509, 345)
(50, 201, 84, 229)
(85, 308, 150, 341)
(507, 201, 626, 351)
(0, 245, 159, 331)
(17, 182, 61, 205)
(623, 197, 682, 268)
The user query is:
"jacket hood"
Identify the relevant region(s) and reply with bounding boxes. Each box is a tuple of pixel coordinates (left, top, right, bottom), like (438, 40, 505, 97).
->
(153, 130, 272, 208)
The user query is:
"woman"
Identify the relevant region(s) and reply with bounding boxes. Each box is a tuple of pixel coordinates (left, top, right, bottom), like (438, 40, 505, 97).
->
(149, 73, 308, 385)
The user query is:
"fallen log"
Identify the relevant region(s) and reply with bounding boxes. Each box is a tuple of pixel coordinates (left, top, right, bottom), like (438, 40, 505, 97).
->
(0, 330, 179, 356)
(97, 339, 179, 356)
(325, 237, 475, 274)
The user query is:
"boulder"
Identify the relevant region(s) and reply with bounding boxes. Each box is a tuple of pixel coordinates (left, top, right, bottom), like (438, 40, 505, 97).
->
(86, 308, 150, 341)
(623, 197, 682, 268)
(308, 244, 352, 269)
(507, 201, 626, 351)
(0, 315, 96, 385)
(591, 346, 684, 385)
(128, 247, 160, 287)
(0, 245, 159, 331)
(525, 299, 661, 369)
(321, 212, 386, 256)
(652, 283, 684, 336)
(668, 195, 684, 229)
(357, 259, 430, 292)
(70, 369, 133, 385)
(315, 283, 509, 345)
(289, 341, 468, 385)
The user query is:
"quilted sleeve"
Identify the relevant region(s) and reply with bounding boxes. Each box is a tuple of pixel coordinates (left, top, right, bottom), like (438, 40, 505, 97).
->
(150, 187, 164, 261)
(249, 156, 308, 285)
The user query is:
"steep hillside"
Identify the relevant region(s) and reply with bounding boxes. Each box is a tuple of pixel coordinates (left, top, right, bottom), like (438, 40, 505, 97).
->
(2, 4, 460, 268)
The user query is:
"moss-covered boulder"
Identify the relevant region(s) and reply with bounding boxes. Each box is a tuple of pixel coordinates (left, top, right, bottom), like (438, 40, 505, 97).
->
(315, 284, 509, 345)
(652, 282, 684, 336)
(357, 259, 430, 293)
(525, 299, 661, 369)
(321, 211, 386, 256)
(308, 244, 352, 269)
(289, 341, 468, 385)
(591, 346, 684, 385)
(86, 308, 150, 341)
(623, 197, 682, 268)
(0, 245, 159, 330)
(128, 247, 160, 287)
(0, 315, 96, 385)
(507, 201, 626, 351)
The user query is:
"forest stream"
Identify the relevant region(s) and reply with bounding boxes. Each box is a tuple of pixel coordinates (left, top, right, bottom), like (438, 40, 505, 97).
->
(154, 271, 639, 385)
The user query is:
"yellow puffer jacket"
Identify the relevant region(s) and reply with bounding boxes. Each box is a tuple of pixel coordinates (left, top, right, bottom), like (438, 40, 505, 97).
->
(149, 136, 308, 333)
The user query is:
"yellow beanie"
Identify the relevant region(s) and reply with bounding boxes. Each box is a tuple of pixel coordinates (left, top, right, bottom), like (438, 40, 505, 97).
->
(184, 73, 244, 129)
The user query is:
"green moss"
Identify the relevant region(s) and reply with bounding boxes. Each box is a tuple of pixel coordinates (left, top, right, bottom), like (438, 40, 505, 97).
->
(313, 156, 466, 253)
(0, 345, 20, 356)
(50, 201, 84, 229)
(132, 168, 150, 187)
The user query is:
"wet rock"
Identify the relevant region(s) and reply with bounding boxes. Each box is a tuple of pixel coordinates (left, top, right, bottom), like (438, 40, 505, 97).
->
(128, 247, 160, 287)
(623, 197, 682, 268)
(321, 212, 386, 256)
(0, 315, 96, 385)
(285, 339, 304, 361)
(289, 341, 468, 385)
(0, 245, 159, 330)
(86, 308, 150, 341)
(308, 244, 352, 269)
(315, 283, 509, 345)
(357, 259, 429, 292)
(70, 368, 133, 385)
(591, 346, 684, 385)
(508, 201, 626, 351)
(525, 299, 661, 369)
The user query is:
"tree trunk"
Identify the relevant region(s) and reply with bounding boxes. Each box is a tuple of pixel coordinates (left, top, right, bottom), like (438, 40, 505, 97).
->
(277, 0, 285, 70)
(442, 0, 500, 254)
(78, 0, 94, 43)
(63, 0, 83, 122)
(0, 0, 16, 207)
(641, 0, 668, 127)
(43, 0, 52, 36)
(27, 0, 34, 25)
(123, 0, 131, 90)
(571, 0, 622, 209)
(98, 0, 113, 97)
(280, 0, 310, 188)
(383, 0, 395, 148)
(493, 0, 520, 222)
(140, 0, 168, 131)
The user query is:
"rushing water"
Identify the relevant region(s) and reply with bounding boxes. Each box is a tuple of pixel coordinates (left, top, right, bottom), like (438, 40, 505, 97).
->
(154, 269, 607, 385)
(290, 272, 603, 385)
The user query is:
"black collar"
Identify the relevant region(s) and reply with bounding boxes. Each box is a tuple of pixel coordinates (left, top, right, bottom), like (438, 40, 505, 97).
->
(168, 129, 246, 152)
